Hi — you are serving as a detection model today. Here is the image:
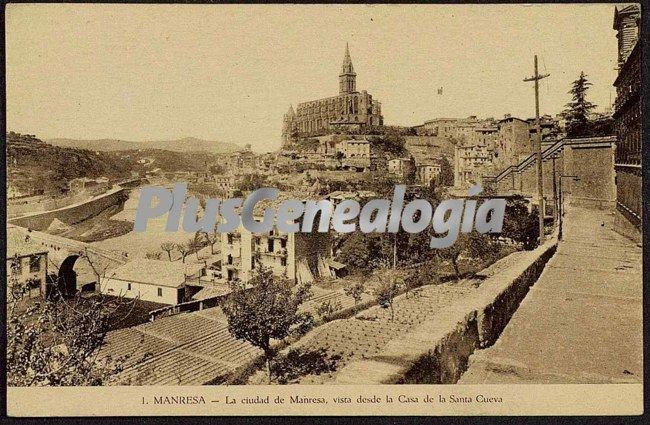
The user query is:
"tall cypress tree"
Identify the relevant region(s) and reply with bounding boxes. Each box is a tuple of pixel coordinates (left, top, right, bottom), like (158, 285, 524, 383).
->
(562, 71, 597, 137)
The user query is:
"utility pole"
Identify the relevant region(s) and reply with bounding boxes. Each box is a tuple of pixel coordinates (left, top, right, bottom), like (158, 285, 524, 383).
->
(524, 55, 550, 245)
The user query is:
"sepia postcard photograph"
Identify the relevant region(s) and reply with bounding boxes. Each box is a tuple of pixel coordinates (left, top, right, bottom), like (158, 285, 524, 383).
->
(3, 2, 645, 418)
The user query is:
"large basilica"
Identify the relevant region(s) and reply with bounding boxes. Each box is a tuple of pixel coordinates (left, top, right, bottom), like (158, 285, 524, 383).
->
(282, 44, 384, 144)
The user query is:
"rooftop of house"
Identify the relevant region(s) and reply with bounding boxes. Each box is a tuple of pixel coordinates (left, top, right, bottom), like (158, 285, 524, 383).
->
(6, 227, 49, 259)
(105, 259, 203, 288)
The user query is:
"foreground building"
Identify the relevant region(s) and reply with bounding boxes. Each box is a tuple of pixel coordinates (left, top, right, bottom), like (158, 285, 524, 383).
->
(6, 226, 49, 298)
(100, 259, 202, 304)
(282, 44, 384, 143)
(612, 4, 641, 238)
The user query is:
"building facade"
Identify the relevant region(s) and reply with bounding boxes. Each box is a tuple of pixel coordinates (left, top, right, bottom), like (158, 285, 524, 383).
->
(7, 227, 49, 298)
(416, 163, 442, 186)
(388, 157, 416, 182)
(613, 4, 641, 233)
(494, 116, 533, 171)
(221, 221, 334, 285)
(455, 142, 495, 187)
(100, 259, 202, 304)
(282, 44, 383, 143)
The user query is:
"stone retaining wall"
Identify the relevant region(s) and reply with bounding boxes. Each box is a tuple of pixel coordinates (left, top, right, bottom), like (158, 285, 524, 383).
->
(9, 188, 128, 231)
(334, 237, 558, 384)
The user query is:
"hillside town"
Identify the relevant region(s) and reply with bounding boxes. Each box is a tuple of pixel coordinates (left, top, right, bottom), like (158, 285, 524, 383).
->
(6, 4, 641, 391)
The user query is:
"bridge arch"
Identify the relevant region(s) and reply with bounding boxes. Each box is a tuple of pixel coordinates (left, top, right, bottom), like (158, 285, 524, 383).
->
(54, 254, 79, 298)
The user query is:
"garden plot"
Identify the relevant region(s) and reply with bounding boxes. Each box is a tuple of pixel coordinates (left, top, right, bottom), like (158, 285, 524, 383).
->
(269, 251, 530, 384)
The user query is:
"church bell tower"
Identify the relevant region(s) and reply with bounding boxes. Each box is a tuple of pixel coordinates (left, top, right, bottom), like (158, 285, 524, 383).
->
(339, 43, 357, 94)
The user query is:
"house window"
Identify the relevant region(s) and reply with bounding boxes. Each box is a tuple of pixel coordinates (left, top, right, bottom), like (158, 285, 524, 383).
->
(127, 283, 132, 291)
(29, 255, 41, 273)
(157, 288, 163, 297)
(280, 257, 287, 267)
(12, 258, 23, 275)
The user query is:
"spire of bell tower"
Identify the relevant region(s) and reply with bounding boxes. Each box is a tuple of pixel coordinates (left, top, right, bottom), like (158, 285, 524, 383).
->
(339, 42, 357, 94)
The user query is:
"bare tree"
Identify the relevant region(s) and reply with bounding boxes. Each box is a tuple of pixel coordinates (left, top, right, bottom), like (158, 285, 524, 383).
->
(188, 233, 203, 261)
(374, 278, 400, 322)
(160, 242, 176, 261)
(176, 243, 190, 263)
(7, 252, 135, 386)
(203, 229, 220, 255)
(344, 280, 365, 312)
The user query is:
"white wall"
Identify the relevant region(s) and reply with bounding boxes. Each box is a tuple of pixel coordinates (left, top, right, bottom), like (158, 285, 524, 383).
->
(100, 277, 181, 304)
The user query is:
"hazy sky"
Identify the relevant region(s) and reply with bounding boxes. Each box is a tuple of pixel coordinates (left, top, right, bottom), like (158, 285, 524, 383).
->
(6, 3, 619, 152)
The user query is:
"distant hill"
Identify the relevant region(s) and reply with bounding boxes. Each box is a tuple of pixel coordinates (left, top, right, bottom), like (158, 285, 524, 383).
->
(7, 132, 139, 194)
(46, 136, 241, 154)
(7, 132, 231, 194)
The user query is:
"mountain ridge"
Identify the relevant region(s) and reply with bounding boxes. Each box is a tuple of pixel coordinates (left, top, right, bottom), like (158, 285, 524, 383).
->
(46, 136, 242, 153)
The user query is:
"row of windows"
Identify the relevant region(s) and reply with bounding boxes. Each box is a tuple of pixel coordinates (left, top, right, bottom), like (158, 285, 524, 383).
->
(13, 255, 42, 274)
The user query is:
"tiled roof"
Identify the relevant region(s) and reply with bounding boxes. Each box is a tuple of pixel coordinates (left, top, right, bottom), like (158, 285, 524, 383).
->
(105, 259, 202, 288)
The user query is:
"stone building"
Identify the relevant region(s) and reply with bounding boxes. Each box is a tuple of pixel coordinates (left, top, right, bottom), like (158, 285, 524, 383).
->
(282, 44, 383, 143)
(388, 157, 416, 182)
(221, 221, 333, 285)
(472, 125, 499, 148)
(416, 162, 442, 186)
(454, 142, 495, 187)
(7, 226, 49, 298)
(100, 259, 203, 304)
(612, 4, 641, 237)
(494, 116, 533, 171)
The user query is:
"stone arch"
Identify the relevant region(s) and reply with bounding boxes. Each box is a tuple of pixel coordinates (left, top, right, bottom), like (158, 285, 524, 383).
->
(54, 254, 79, 298)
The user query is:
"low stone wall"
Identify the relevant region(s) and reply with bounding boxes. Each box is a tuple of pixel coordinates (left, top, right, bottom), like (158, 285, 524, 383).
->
(334, 238, 558, 384)
(7, 193, 91, 218)
(9, 187, 128, 231)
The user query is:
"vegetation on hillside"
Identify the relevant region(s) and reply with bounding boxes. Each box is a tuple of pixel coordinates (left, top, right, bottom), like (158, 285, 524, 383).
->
(7, 132, 137, 194)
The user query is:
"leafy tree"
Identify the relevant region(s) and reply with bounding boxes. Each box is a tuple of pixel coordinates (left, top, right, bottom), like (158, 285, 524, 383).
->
(404, 264, 440, 296)
(561, 72, 596, 137)
(436, 156, 455, 187)
(368, 133, 406, 157)
(336, 232, 380, 270)
(221, 264, 312, 383)
(271, 348, 340, 385)
(160, 242, 176, 261)
(500, 197, 540, 250)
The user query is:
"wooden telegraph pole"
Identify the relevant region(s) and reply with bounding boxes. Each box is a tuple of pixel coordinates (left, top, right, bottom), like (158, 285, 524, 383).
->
(524, 55, 549, 244)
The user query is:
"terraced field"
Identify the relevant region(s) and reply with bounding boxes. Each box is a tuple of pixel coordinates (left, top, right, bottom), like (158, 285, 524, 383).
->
(100, 285, 364, 385)
(101, 307, 261, 385)
(258, 251, 529, 384)
(100, 251, 525, 386)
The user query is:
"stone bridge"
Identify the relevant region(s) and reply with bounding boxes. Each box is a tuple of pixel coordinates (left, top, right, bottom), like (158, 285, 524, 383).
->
(10, 225, 128, 292)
